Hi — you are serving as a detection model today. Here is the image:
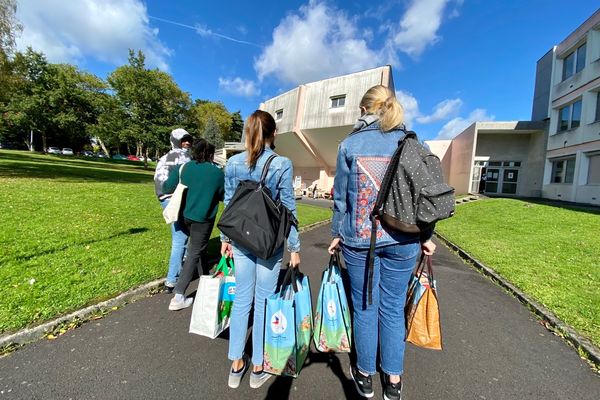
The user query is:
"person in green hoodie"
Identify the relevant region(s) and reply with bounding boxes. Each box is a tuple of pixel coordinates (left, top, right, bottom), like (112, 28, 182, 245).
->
(164, 138, 225, 310)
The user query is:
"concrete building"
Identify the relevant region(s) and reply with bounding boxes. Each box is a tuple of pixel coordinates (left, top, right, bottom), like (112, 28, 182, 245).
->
(531, 8, 600, 205)
(425, 121, 547, 197)
(259, 65, 394, 193)
(252, 9, 599, 205)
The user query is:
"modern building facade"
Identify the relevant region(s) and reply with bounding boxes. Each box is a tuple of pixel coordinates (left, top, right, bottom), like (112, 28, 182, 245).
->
(259, 65, 394, 192)
(253, 9, 599, 205)
(531, 9, 600, 205)
(425, 121, 548, 197)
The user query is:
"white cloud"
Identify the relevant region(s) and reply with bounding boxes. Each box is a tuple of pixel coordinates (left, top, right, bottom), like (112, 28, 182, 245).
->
(395, 90, 420, 128)
(436, 109, 495, 139)
(218, 77, 260, 97)
(389, 0, 450, 57)
(416, 98, 462, 123)
(395, 91, 462, 128)
(255, 2, 382, 85)
(256, 1, 462, 85)
(15, 0, 171, 70)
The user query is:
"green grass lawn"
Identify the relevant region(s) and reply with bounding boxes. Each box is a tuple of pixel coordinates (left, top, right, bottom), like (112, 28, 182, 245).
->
(436, 198, 600, 347)
(0, 150, 331, 334)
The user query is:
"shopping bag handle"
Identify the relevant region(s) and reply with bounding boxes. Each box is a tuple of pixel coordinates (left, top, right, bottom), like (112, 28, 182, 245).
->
(414, 254, 434, 283)
(215, 255, 234, 276)
(280, 264, 300, 296)
(327, 250, 342, 280)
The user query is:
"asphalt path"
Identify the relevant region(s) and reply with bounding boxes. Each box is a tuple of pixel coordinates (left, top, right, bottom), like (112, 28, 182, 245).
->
(1, 224, 599, 399)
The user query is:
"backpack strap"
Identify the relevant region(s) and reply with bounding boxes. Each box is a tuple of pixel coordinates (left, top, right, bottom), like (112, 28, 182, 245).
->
(258, 154, 277, 187)
(365, 131, 415, 305)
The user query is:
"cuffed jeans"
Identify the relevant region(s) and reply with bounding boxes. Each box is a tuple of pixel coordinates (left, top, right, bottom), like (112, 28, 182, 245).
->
(174, 219, 214, 295)
(228, 245, 283, 367)
(159, 198, 189, 286)
(343, 241, 419, 376)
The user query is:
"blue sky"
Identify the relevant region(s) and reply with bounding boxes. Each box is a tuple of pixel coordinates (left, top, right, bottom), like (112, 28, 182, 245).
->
(14, 1, 600, 141)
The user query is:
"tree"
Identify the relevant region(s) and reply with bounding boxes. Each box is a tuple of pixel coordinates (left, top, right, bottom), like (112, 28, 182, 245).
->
(1, 49, 107, 150)
(1, 48, 52, 150)
(107, 50, 191, 166)
(203, 117, 224, 149)
(0, 0, 21, 114)
(227, 111, 244, 142)
(0, 0, 21, 58)
(190, 100, 232, 140)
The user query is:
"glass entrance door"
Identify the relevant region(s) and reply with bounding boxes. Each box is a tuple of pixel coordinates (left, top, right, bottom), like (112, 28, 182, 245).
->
(485, 168, 500, 193)
(502, 169, 519, 194)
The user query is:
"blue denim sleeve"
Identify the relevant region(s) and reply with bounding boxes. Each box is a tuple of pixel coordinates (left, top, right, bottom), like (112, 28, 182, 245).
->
(220, 161, 236, 242)
(277, 158, 300, 253)
(331, 144, 349, 238)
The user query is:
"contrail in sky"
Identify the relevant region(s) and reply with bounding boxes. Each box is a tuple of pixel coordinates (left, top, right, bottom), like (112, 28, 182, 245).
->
(149, 16, 262, 48)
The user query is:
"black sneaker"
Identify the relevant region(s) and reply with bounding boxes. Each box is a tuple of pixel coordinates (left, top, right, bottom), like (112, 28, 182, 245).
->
(350, 366, 374, 398)
(383, 375, 402, 400)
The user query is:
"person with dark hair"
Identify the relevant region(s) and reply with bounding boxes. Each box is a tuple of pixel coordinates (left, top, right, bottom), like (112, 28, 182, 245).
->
(154, 128, 193, 292)
(220, 110, 300, 389)
(328, 85, 436, 400)
(164, 138, 224, 311)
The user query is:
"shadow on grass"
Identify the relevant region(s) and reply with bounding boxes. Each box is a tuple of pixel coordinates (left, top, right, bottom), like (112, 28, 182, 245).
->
(1, 150, 153, 168)
(0, 159, 153, 183)
(8, 227, 149, 262)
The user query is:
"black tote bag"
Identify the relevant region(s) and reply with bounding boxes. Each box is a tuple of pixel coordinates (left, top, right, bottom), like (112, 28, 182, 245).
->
(218, 155, 298, 259)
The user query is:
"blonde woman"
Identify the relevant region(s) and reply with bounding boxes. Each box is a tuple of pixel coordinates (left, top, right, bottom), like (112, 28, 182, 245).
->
(328, 85, 436, 400)
(220, 110, 300, 389)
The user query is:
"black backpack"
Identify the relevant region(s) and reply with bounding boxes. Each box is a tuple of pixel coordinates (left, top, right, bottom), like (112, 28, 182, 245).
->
(217, 155, 298, 259)
(366, 130, 455, 303)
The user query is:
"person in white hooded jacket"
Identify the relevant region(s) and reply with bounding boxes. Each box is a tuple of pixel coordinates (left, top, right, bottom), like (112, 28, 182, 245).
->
(154, 128, 193, 291)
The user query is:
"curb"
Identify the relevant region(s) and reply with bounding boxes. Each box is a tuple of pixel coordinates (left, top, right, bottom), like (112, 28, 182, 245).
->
(0, 219, 332, 351)
(435, 231, 600, 367)
(0, 279, 164, 349)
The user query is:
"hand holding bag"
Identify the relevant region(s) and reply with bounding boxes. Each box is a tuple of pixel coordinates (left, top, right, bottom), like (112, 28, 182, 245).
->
(405, 254, 442, 350)
(313, 252, 351, 353)
(162, 164, 187, 224)
(189, 256, 235, 339)
(263, 266, 312, 378)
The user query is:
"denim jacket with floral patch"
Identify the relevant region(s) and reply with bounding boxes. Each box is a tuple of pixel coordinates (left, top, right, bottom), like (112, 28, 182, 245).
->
(221, 147, 300, 253)
(331, 122, 422, 249)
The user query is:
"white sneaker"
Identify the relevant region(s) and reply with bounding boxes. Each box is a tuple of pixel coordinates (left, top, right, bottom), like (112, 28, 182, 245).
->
(249, 370, 272, 389)
(168, 296, 193, 311)
(228, 354, 249, 389)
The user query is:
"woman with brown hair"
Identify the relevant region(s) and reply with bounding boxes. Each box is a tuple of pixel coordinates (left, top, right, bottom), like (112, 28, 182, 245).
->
(220, 110, 300, 389)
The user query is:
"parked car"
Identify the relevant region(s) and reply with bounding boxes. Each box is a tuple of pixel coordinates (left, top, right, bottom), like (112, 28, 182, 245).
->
(81, 150, 94, 157)
(61, 148, 74, 155)
(96, 152, 108, 158)
(127, 155, 140, 161)
(112, 154, 127, 160)
(47, 147, 61, 154)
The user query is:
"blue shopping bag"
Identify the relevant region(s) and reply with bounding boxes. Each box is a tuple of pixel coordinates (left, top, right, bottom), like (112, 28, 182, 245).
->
(313, 252, 351, 352)
(263, 267, 312, 377)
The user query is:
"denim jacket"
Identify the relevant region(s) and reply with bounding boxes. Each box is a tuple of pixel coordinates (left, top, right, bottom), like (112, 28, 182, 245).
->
(331, 121, 422, 249)
(221, 147, 300, 253)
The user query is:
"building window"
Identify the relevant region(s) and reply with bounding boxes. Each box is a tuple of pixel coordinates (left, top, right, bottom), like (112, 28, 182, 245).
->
(588, 155, 600, 185)
(551, 158, 576, 183)
(557, 99, 582, 132)
(595, 92, 600, 123)
(330, 95, 346, 108)
(562, 42, 586, 80)
(275, 109, 283, 120)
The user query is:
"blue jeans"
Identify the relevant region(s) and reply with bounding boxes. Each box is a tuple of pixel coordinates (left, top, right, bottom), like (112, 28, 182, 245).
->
(343, 241, 419, 376)
(228, 245, 283, 367)
(159, 198, 189, 286)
